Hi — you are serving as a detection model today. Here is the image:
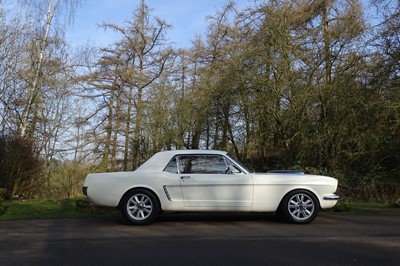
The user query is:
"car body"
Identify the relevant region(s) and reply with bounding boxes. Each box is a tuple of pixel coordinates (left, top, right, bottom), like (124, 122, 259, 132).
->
(83, 150, 340, 225)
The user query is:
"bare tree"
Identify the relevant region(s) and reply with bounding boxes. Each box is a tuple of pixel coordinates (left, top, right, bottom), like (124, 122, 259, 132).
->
(18, 0, 82, 139)
(101, 0, 172, 169)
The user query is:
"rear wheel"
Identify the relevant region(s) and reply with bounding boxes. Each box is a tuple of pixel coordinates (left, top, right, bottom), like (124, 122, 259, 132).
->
(279, 190, 319, 224)
(120, 189, 160, 225)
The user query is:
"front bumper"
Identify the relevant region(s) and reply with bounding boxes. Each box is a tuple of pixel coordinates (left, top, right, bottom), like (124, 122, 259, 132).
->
(323, 194, 340, 201)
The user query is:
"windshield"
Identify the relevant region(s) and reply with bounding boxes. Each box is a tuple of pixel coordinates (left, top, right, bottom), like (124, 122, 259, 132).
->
(226, 153, 254, 174)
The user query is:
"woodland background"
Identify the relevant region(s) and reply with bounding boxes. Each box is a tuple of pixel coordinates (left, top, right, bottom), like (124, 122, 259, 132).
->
(0, 0, 399, 202)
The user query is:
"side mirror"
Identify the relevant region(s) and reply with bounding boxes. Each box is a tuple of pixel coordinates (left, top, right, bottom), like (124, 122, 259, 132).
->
(228, 165, 241, 174)
(225, 167, 233, 174)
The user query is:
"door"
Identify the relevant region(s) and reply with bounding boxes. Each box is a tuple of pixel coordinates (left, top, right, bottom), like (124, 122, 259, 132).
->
(178, 154, 253, 207)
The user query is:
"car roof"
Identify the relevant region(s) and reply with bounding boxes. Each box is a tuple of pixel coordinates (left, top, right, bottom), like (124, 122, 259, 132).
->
(158, 149, 227, 155)
(135, 150, 228, 171)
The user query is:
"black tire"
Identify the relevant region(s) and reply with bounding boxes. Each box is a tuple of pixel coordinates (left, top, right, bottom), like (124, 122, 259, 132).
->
(279, 190, 319, 224)
(120, 189, 160, 225)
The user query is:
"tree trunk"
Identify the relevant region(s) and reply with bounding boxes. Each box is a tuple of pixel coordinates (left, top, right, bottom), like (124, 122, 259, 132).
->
(20, 0, 61, 139)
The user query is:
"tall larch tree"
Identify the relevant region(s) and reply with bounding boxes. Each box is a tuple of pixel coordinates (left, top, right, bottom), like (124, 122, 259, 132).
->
(101, 0, 172, 170)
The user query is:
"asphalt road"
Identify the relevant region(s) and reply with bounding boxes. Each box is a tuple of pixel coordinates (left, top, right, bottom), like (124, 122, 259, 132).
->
(1, 213, 400, 266)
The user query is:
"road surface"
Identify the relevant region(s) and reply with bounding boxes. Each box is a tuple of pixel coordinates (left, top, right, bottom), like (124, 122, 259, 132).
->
(1, 213, 399, 265)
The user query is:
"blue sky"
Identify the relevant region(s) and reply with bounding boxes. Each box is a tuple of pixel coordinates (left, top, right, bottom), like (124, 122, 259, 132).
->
(66, 0, 250, 48)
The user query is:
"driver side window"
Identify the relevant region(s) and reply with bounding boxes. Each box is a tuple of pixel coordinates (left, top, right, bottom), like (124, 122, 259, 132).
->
(178, 155, 228, 174)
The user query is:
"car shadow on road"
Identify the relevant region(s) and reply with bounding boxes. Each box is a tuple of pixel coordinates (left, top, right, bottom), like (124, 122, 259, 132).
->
(113, 212, 285, 225)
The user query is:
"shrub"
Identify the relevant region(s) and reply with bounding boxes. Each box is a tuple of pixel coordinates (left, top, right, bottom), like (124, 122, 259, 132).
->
(395, 198, 400, 208)
(49, 162, 92, 198)
(0, 135, 43, 199)
(0, 200, 5, 216)
(0, 188, 7, 199)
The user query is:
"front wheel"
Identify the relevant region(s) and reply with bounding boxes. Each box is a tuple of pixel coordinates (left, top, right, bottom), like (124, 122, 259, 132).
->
(120, 189, 160, 225)
(279, 190, 319, 224)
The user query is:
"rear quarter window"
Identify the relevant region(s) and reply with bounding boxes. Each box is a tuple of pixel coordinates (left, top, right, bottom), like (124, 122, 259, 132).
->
(164, 157, 178, 174)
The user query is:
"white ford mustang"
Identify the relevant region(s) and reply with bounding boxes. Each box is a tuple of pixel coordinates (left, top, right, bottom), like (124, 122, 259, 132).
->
(83, 150, 340, 225)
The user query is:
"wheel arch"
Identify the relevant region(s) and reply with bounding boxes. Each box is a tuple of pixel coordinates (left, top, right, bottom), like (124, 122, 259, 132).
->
(277, 188, 321, 212)
(118, 186, 162, 210)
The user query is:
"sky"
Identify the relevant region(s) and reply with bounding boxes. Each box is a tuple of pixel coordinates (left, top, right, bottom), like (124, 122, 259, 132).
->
(66, 0, 251, 48)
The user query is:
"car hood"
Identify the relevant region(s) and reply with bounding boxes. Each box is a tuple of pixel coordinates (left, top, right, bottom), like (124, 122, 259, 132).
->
(252, 172, 338, 186)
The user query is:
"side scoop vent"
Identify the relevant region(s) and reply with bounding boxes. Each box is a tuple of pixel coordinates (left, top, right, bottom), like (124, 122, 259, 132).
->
(267, 170, 305, 174)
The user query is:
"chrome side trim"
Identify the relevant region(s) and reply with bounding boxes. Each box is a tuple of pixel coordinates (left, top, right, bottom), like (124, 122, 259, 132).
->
(323, 194, 340, 200)
(163, 185, 171, 201)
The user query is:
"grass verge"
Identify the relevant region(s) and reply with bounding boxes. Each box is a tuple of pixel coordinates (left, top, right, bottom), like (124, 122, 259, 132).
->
(0, 197, 118, 221)
(0, 198, 399, 221)
(323, 200, 400, 216)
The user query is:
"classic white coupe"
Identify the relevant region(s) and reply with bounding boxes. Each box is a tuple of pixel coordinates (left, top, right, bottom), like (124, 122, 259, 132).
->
(83, 150, 340, 225)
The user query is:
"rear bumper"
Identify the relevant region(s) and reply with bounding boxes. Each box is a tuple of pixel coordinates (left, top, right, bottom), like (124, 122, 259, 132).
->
(82, 186, 88, 196)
